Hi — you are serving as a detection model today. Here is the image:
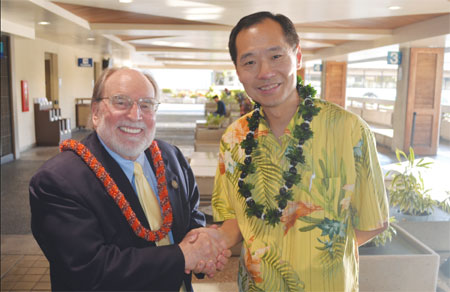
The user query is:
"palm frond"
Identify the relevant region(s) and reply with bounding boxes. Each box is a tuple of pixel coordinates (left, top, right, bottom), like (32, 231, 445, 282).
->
(260, 246, 305, 292)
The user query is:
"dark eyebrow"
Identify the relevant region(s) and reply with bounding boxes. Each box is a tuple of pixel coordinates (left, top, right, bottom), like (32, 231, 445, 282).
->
(239, 52, 254, 63)
(267, 46, 283, 53)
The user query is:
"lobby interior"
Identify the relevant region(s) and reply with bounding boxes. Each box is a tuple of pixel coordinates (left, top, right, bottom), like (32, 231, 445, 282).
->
(1, 0, 450, 291)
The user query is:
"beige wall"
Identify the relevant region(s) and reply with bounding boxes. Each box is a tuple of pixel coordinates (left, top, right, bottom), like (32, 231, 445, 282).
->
(11, 36, 102, 152)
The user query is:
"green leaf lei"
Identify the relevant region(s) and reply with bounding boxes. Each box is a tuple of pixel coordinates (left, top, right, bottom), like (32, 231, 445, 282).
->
(237, 76, 320, 226)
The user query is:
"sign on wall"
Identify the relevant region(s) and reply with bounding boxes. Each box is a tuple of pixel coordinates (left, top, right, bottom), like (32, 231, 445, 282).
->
(387, 51, 402, 65)
(313, 64, 322, 72)
(78, 58, 93, 67)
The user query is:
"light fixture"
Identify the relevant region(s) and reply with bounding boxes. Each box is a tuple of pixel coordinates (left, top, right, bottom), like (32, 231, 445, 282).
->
(38, 21, 50, 25)
(87, 37, 95, 41)
(119, 0, 133, 3)
(388, 6, 402, 10)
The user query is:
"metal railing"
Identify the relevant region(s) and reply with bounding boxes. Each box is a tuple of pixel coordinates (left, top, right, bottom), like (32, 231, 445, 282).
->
(346, 97, 395, 111)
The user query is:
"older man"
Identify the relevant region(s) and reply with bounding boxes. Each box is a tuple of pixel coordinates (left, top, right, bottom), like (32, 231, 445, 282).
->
(30, 68, 230, 291)
(210, 12, 389, 291)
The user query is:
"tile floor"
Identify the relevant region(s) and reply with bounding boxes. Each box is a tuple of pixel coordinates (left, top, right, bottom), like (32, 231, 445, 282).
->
(1, 255, 51, 292)
(1, 235, 50, 292)
(1, 234, 238, 292)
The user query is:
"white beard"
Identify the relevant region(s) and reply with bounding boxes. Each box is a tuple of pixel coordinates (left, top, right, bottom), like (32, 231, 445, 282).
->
(96, 117, 155, 160)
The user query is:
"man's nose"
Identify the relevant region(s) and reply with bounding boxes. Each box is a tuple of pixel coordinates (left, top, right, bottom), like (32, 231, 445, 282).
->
(257, 60, 275, 80)
(127, 102, 142, 120)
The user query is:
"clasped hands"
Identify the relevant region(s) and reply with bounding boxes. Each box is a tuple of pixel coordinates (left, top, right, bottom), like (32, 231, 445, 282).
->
(179, 225, 231, 278)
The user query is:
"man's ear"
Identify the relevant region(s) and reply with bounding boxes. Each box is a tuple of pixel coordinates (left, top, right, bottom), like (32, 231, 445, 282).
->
(91, 102, 100, 129)
(296, 44, 303, 70)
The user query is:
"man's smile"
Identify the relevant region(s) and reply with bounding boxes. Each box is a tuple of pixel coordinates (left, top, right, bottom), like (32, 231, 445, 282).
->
(119, 126, 143, 134)
(258, 83, 281, 92)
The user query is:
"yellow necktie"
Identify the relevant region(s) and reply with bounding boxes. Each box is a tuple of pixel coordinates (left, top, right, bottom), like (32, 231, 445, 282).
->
(133, 162, 170, 246)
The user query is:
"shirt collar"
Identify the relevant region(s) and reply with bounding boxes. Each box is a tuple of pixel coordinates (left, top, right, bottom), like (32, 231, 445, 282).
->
(258, 106, 301, 141)
(98, 135, 146, 183)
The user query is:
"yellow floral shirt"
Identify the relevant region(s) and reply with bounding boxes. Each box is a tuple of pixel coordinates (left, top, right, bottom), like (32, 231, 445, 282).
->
(212, 100, 388, 292)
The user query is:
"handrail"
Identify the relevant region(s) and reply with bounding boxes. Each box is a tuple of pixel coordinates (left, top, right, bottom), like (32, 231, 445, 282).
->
(347, 97, 450, 114)
(347, 97, 395, 106)
(347, 97, 394, 111)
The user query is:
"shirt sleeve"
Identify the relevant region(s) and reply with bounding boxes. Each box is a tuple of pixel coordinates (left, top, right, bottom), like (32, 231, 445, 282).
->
(350, 117, 389, 231)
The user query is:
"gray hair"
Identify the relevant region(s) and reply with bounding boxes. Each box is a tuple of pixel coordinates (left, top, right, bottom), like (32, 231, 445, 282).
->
(91, 67, 160, 107)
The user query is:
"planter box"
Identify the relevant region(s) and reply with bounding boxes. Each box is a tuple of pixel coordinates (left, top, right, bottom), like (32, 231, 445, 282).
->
(359, 223, 440, 291)
(194, 141, 220, 152)
(196, 120, 207, 128)
(441, 119, 450, 141)
(391, 206, 450, 252)
(192, 165, 215, 198)
(189, 152, 218, 198)
(195, 127, 226, 142)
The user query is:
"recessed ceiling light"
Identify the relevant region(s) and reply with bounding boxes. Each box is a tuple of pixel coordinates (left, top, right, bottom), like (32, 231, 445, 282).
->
(119, 0, 133, 3)
(388, 6, 402, 10)
(38, 21, 50, 25)
(87, 37, 95, 41)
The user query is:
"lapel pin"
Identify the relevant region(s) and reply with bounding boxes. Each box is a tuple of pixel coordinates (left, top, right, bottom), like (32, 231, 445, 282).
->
(171, 180, 179, 189)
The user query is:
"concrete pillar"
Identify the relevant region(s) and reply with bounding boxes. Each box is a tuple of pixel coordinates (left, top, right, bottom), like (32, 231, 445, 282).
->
(392, 46, 410, 152)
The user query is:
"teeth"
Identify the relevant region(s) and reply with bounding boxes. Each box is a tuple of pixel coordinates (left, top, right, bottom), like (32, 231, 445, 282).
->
(120, 127, 142, 134)
(259, 83, 279, 90)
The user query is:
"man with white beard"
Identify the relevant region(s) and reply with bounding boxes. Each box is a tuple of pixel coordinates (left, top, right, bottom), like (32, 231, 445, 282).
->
(30, 68, 230, 291)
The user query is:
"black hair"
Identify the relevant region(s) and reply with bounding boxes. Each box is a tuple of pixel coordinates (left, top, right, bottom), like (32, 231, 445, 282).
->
(228, 11, 299, 65)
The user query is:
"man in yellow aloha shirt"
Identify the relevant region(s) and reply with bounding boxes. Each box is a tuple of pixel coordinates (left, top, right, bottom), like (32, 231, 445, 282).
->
(210, 12, 389, 292)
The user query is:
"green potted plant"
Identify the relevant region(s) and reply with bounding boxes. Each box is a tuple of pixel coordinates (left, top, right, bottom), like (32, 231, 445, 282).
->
(385, 147, 450, 253)
(365, 216, 397, 247)
(205, 113, 225, 129)
(387, 147, 436, 216)
(162, 88, 173, 96)
(439, 191, 450, 213)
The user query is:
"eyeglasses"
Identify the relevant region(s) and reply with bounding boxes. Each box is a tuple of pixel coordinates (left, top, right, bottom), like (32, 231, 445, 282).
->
(101, 95, 160, 113)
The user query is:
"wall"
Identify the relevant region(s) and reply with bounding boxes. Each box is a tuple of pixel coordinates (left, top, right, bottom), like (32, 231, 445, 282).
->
(10, 36, 102, 152)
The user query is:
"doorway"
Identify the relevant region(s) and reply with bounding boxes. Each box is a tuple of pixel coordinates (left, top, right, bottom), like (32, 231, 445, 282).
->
(1, 35, 15, 164)
(44, 52, 59, 106)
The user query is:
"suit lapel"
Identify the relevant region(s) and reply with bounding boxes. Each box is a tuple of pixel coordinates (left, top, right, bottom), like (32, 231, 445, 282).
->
(83, 132, 151, 231)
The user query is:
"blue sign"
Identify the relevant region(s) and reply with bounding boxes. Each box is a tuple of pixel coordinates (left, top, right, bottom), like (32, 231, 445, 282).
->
(387, 51, 402, 65)
(78, 58, 93, 67)
(313, 64, 322, 72)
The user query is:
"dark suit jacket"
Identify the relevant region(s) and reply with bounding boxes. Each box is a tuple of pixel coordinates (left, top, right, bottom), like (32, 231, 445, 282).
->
(30, 132, 205, 291)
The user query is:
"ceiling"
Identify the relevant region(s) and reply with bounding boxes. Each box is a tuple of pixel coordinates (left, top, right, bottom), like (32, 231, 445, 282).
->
(2, 0, 450, 69)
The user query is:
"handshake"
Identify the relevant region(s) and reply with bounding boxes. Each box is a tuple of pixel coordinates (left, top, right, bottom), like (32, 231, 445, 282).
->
(179, 225, 232, 278)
